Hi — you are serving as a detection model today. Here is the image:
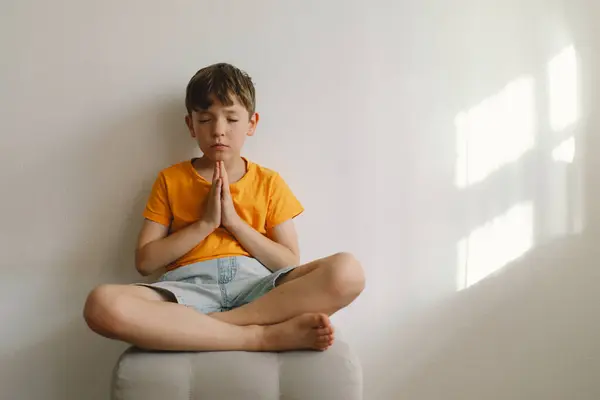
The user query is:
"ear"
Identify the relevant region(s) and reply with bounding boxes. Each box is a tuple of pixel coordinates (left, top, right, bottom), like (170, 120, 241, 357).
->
(185, 113, 196, 138)
(247, 112, 260, 137)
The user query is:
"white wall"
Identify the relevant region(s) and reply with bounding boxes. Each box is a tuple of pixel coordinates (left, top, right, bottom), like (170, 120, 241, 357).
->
(2, 1, 599, 399)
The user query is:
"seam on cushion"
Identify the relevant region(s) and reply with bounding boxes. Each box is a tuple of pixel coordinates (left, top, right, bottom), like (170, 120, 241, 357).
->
(110, 349, 128, 400)
(277, 354, 283, 400)
(188, 352, 193, 400)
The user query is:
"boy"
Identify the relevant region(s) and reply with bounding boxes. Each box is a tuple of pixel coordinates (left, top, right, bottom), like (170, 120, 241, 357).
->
(83, 63, 365, 352)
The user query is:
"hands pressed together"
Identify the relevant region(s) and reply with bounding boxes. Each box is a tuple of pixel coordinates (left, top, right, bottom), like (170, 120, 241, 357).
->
(202, 161, 241, 231)
(194, 160, 297, 271)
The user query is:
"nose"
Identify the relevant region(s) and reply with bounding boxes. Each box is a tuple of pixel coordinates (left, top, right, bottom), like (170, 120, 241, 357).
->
(213, 117, 227, 137)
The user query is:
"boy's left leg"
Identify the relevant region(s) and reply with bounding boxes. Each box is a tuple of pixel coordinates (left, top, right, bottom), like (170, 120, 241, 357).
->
(210, 252, 365, 326)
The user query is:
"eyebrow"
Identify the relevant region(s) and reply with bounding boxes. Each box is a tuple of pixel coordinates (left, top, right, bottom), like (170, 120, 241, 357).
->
(196, 108, 240, 115)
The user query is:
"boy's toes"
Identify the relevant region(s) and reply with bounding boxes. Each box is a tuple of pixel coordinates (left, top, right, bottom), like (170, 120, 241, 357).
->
(316, 335, 330, 343)
(317, 313, 331, 328)
(315, 337, 330, 350)
(317, 327, 333, 336)
(316, 332, 334, 349)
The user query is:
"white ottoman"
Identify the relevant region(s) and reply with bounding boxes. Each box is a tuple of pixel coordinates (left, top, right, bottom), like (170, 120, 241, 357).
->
(111, 339, 362, 400)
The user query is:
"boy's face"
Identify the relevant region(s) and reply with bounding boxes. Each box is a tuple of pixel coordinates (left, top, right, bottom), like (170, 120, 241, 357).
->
(185, 95, 258, 162)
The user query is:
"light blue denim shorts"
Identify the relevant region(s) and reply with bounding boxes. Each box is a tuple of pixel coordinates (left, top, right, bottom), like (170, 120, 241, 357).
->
(137, 256, 295, 313)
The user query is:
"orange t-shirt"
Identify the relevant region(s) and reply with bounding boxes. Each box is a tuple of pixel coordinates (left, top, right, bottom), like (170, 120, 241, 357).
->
(142, 158, 304, 271)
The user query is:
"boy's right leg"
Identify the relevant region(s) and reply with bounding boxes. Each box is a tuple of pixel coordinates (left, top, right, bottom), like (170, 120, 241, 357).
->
(83, 284, 333, 352)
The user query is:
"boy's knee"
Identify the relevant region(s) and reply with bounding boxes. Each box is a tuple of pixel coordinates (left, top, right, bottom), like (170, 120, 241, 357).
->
(325, 252, 365, 299)
(83, 284, 128, 337)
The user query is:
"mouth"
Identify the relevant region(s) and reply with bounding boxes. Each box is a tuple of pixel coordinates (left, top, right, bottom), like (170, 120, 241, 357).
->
(211, 144, 229, 149)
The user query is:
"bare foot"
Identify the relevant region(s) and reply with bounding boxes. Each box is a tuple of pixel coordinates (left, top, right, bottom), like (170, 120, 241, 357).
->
(259, 313, 334, 351)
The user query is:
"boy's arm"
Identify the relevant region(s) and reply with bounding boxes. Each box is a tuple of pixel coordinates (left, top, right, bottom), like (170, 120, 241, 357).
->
(220, 164, 299, 271)
(227, 219, 300, 271)
(136, 167, 222, 276)
(134, 219, 216, 276)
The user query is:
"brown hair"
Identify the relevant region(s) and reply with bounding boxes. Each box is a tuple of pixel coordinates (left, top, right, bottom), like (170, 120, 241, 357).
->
(185, 63, 256, 117)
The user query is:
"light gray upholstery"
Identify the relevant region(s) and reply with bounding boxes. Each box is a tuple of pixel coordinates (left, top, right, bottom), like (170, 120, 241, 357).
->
(111, 340, 362, 400)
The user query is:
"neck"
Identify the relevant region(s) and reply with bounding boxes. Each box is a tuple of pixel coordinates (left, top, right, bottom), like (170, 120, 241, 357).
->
(198, 155, 245, 173)
(223, 156, 246, 173)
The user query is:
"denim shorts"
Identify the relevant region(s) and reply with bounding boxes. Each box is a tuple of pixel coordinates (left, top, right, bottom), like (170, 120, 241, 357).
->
(136, 256, 295, 313)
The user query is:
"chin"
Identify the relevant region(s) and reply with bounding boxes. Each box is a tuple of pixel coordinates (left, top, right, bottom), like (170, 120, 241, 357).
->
(205, 150, 227, 162)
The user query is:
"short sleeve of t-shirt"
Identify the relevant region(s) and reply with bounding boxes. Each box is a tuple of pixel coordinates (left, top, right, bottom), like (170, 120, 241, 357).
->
(142, 172, 172, 227)
(266, 173, 304, 229)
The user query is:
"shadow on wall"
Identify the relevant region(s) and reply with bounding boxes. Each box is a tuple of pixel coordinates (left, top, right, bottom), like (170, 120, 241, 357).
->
(366, 32, 598, 400)
(378, 233, 600, 400)
(71, 96, 194, 282)
(34, 98, 193, 400)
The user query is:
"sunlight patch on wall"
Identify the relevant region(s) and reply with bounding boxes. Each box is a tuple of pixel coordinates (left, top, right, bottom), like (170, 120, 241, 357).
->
(454, 77, 536, 188)
(548, 45, 579, 132)
(552, 136, 576, 164)
(456, 202, 534, 291)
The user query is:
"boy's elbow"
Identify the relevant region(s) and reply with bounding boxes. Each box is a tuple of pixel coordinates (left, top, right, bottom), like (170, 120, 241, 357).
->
(134, 249, 153, 277)
(136, 265, 152, 277)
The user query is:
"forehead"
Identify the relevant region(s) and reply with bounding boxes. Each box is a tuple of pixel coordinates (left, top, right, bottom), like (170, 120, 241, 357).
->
(194, 94, 247, 114)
